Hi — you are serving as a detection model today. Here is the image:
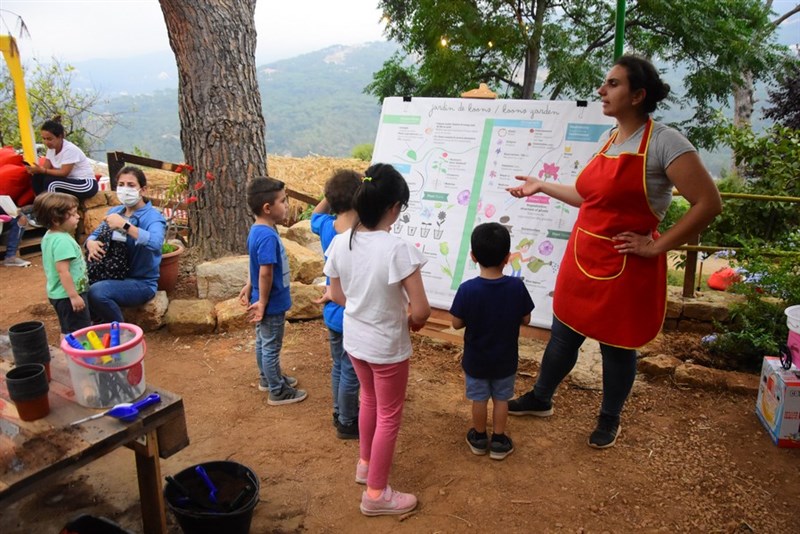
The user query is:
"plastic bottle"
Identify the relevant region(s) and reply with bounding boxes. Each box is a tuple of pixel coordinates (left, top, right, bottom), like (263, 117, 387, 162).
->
(86, 330, 104, 350)
(65, 334, 84, 350)
(110, 322, 120, 347)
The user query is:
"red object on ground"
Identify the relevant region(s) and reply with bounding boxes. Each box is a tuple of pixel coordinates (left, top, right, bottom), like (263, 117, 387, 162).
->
(707, 267, 741, 291)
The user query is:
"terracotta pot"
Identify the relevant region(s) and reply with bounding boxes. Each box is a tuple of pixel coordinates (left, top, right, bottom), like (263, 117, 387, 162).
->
(6, 363, 50, 421)
(158, 242, 184, 292)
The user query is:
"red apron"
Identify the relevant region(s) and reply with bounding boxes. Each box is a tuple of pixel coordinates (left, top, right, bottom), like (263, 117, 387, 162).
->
(553, 119, 667, 348)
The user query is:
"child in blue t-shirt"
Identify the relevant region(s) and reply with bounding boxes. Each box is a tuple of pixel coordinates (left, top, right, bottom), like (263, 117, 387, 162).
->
(450, 222, 534, 460)
(238, 177, 306, 406)
(311, 169, 363, 439)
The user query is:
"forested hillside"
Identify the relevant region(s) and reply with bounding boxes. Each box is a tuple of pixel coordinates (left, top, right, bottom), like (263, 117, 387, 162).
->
(98, 41, 398, 162)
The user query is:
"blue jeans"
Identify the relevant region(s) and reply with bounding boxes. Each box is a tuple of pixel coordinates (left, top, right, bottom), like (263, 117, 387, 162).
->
(3, 216, 24, 259)
(328, 329, 359, 425)
(256, 313, 289, 395)
(533, 316, 637, 419)
(88, 279, 156, 323)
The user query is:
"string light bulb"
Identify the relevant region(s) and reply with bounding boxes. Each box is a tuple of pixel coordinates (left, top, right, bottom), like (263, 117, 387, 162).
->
(381, 14, 390, 25)
(440, 36, 448, 47)
(488, 41, 494, 48)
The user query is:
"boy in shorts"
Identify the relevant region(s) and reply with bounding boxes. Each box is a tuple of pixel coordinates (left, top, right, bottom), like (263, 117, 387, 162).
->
(450, 222, 534, 460)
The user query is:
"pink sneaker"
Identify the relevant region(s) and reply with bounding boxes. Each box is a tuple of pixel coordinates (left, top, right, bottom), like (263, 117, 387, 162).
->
(360, 485, 417, 516)
(355, 461, 368, 485)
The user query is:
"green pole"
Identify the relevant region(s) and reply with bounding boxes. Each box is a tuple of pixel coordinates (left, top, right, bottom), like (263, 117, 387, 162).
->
(614, 0, 626, 59)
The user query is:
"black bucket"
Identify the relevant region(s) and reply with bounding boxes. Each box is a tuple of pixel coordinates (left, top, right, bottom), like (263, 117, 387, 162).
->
(9, 321, 51, 366)
(164, 461, 260, 534)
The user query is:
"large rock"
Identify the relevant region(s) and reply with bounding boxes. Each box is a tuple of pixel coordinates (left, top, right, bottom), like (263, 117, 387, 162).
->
(673, 363, 726, 389)
(287, 282, 324, 321)
(638, 354, 683, 376)
(82, 191, 109, 210)
(215, 298, 249, 332)
(283, 239, 324, 284)
(284, 219, 317, 246)
(122, 291, 169, 332)
(724, 371, 760, 395)
(196, 256, 249, 301)
(83, 207, 110, 236)
(165, 299, 216, 335)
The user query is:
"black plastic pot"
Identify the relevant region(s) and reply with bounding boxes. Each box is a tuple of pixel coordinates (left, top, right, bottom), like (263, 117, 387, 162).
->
(6, 363, 50, 421)
(9, 320, 51, 366)
(164, 461, 260, 534)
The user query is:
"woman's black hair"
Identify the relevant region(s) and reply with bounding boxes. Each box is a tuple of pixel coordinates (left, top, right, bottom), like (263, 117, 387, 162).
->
(116, 165, 147, 188)
(350, 163, 409, 248)
(41, 115, 65, 138)
(614, 55, 670, 114)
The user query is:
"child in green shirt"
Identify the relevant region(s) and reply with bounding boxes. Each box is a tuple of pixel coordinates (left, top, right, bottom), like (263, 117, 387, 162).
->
(33, 192, 91, 334)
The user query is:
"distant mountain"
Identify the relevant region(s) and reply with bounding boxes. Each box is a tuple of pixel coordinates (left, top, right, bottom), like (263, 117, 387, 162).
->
(94, 41, 398, 162)
(72, 52, 179, 95)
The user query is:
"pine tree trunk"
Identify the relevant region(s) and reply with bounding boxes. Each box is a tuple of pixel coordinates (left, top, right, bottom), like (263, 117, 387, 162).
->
(159, 0, 266, 258)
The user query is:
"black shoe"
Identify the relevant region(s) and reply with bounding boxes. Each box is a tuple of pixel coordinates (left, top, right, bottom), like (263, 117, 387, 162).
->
(489, 433, 514, 460)
(588, 414, 621, 449)
(332, 412, 339, 428)
(508, 390, 554, 417)
(336, 420, 359, 440)
(465, 428, 488, 455)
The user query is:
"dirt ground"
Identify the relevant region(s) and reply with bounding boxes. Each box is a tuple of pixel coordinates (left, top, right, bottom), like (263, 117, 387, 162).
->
(1, 260, 799, 534)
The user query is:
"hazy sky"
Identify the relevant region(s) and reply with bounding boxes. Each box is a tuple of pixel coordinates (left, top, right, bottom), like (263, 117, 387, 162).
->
(0, 0, 388, 63)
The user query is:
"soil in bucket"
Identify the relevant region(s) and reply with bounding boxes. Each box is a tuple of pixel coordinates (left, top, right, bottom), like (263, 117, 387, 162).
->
(165, 461, 259, 534)
(8, 321, 51, 381)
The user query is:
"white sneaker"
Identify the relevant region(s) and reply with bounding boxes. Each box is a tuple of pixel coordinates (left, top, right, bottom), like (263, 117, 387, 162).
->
(3, 257, 31, 267)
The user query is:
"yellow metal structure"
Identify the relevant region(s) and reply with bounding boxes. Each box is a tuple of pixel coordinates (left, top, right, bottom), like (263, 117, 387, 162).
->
(1, 35, 35, 163)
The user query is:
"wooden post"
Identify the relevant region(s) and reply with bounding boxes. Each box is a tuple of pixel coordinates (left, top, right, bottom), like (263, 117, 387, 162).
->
(134, 429, 168, 534)
(682, 234, 699, 298)
(106, 152, 124, 190)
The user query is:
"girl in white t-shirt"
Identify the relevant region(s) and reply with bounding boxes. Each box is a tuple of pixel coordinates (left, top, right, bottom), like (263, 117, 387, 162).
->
(26, 116, 98, 200)
(324, 163, 431, 517)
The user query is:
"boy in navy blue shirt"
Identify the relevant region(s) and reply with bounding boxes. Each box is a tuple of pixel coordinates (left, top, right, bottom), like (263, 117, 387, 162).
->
(450, 222, 534, 460)
(239, 177, 306, 405)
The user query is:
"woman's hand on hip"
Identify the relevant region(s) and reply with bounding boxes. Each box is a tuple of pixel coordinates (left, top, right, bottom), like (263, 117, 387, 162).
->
(507, 175, 543, 198)
(86, 240, 106, 262)
(613, 231, 659, 258)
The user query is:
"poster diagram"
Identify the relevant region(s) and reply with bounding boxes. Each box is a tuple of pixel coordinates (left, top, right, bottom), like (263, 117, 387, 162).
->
(372, 97, 615, 328)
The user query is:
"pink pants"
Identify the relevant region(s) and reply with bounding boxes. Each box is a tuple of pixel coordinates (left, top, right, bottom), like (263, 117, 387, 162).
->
(350, 356, 409, 490)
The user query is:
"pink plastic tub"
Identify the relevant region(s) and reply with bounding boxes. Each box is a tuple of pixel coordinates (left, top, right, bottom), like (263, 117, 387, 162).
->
(60, 323, 146, 408)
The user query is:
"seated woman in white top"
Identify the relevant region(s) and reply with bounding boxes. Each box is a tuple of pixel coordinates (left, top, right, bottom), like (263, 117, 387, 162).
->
(26, 116, 98, 200)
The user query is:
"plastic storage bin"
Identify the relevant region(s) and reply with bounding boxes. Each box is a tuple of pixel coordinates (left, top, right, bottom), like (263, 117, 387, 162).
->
(61, 323, 146, 408)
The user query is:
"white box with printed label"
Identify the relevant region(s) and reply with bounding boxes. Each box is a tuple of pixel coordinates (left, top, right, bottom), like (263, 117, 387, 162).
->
(755, 356, 800, 448)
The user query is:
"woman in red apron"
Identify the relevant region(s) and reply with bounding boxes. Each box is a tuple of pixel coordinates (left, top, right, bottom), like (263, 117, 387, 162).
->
(506, 55, 721, 448)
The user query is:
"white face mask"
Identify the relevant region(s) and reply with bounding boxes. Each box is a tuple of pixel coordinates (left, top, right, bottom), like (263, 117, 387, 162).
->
(117, 186, 141, 207)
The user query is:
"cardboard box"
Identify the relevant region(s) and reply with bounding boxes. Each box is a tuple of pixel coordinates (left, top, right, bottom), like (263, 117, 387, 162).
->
(755, 356, 800, 448)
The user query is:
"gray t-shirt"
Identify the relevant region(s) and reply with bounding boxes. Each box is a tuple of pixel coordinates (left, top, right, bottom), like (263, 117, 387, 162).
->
(601, 121, 696, 220)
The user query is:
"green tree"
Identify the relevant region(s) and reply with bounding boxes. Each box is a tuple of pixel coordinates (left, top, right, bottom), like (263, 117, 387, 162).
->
(371, 1, 796, 148)
(351, 143, 373, 161)
(764, 61, 800, 129)
(703, 122, 800, 247)
(0, 58, 118, 155)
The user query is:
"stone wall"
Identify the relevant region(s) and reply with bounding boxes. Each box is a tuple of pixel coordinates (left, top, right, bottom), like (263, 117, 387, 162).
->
(664, 286, 744, 334)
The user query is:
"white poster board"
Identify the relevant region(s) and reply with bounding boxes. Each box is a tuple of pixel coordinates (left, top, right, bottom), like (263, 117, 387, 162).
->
(372, 97, 615, 328)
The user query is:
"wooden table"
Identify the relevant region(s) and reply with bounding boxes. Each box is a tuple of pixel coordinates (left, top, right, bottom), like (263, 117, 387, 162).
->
(0, 348, 189, 534)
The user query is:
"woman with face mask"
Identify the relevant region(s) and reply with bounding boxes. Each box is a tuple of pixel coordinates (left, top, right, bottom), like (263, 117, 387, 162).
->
(26, 116, 99, 200)
(86, 166, 166, 323)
